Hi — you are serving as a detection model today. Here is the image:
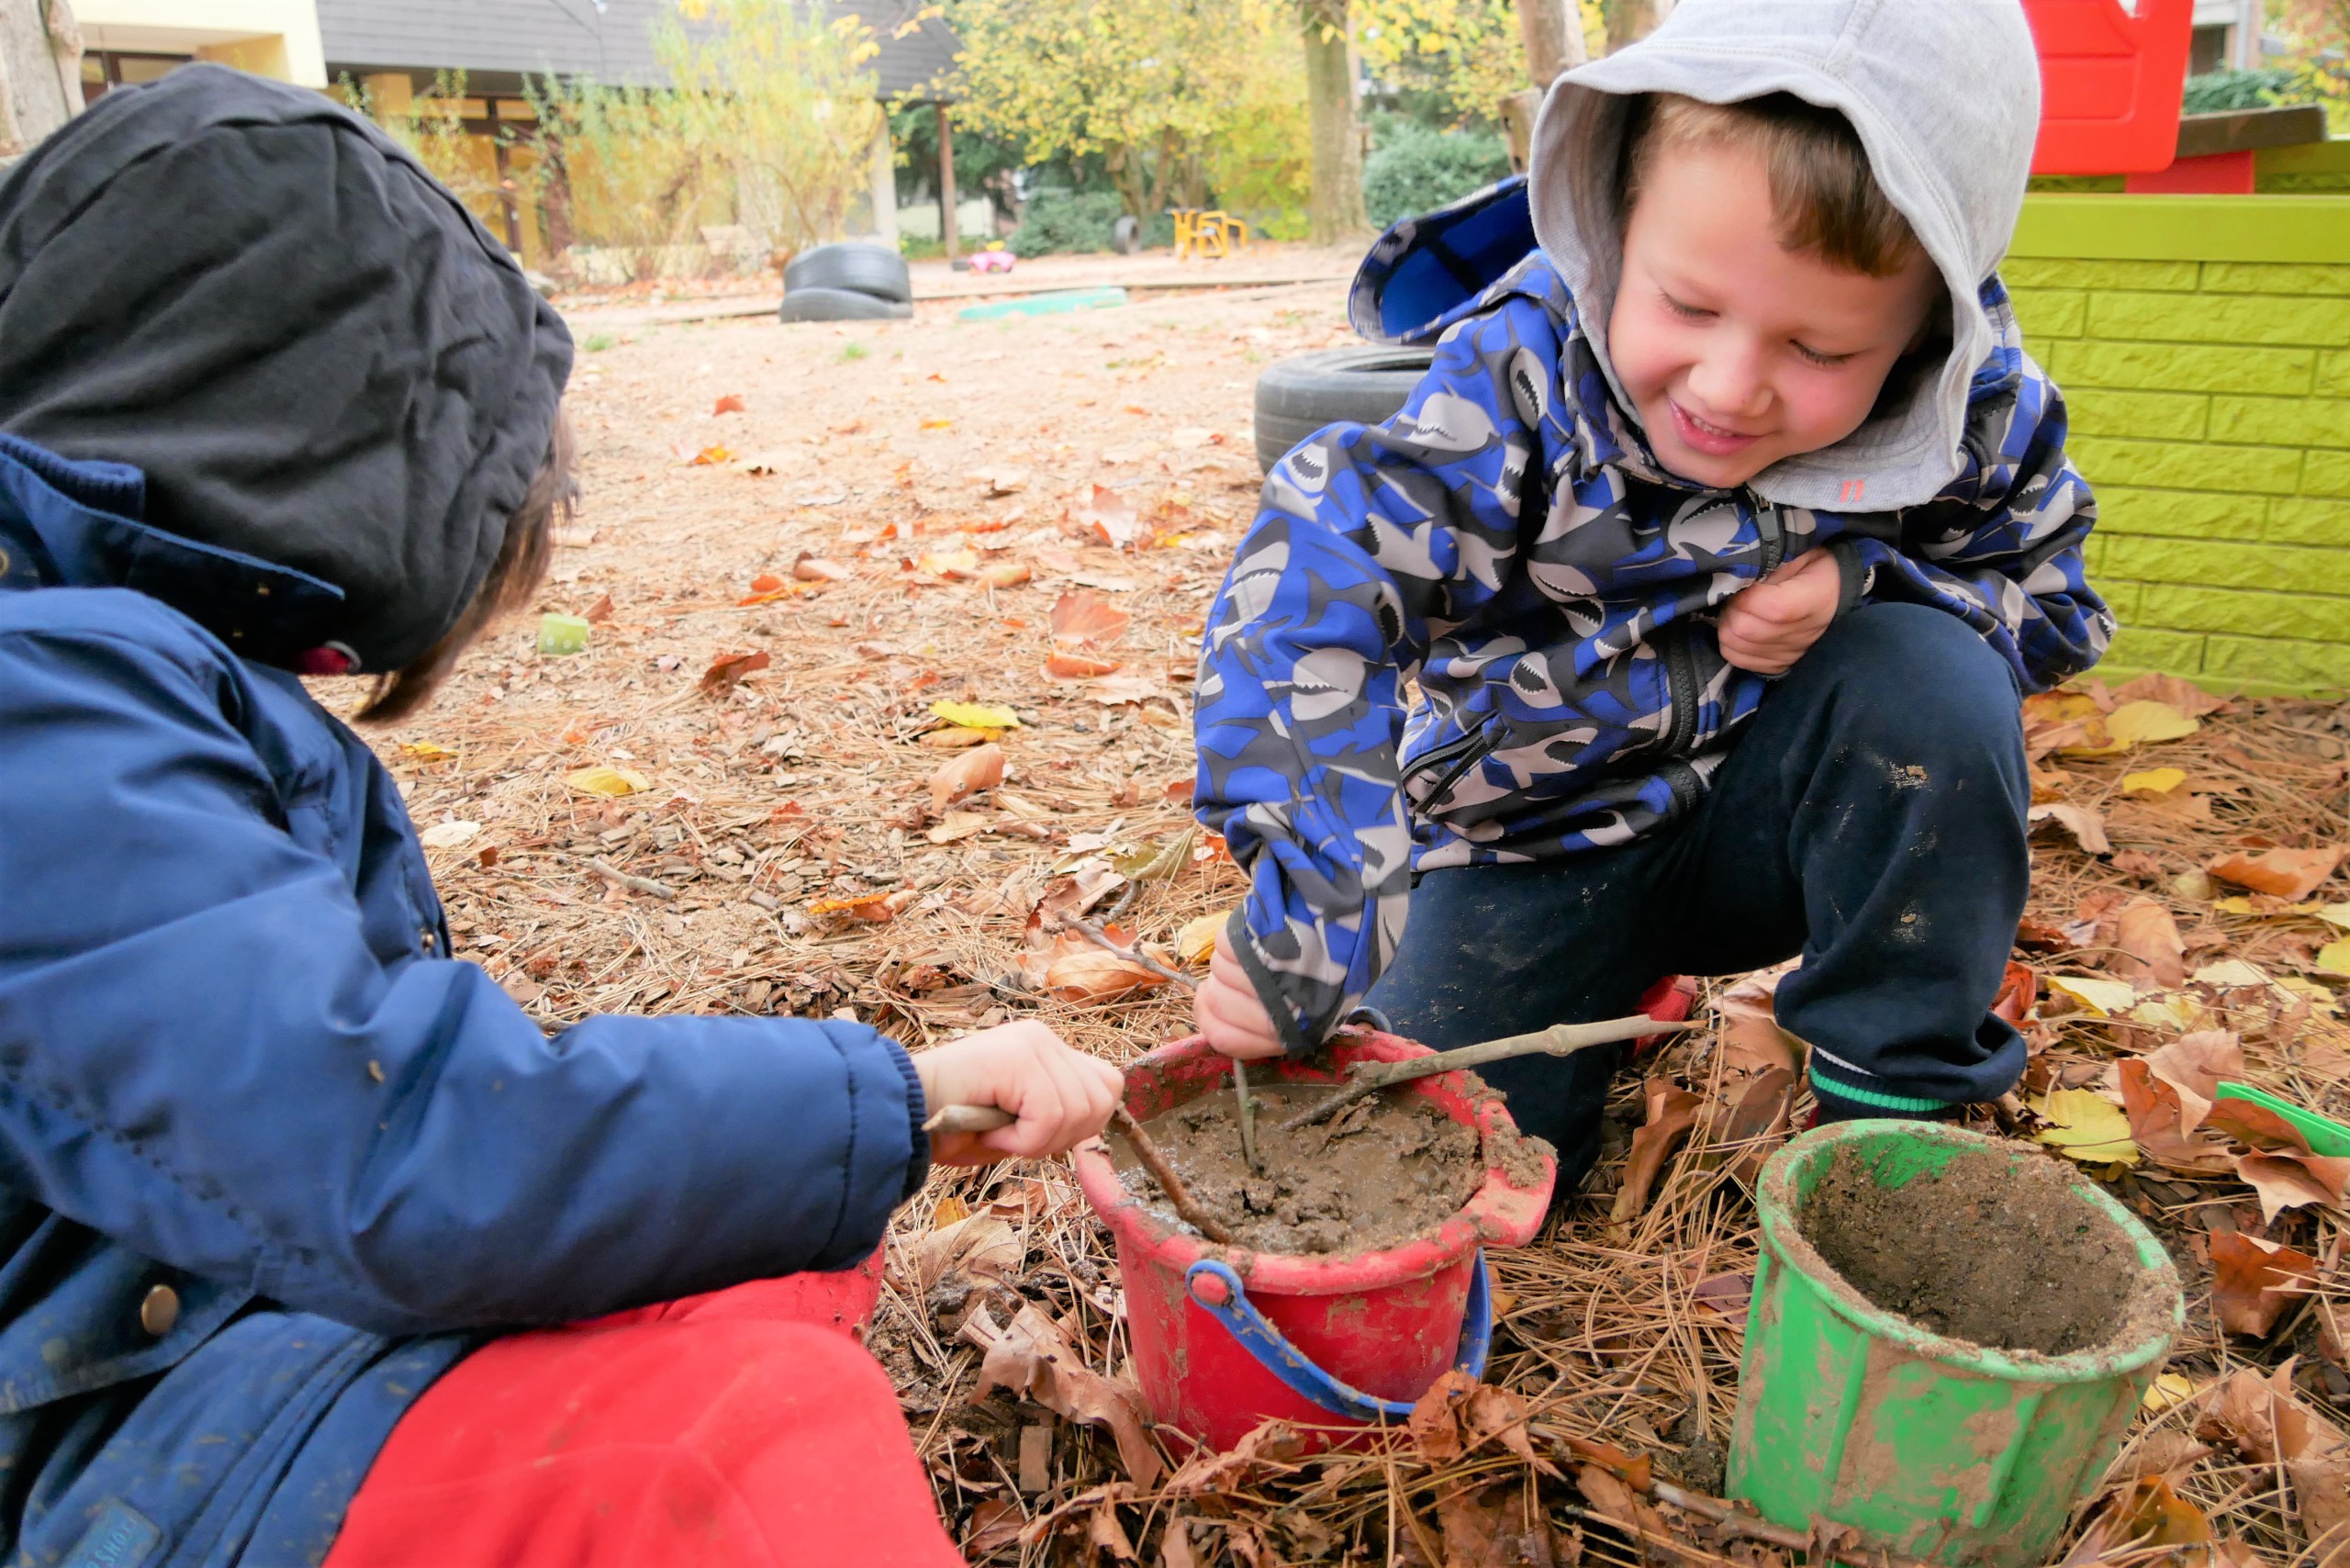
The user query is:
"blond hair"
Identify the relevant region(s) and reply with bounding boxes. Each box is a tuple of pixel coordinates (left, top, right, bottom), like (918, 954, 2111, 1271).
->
(1622, 93, 1924, 278)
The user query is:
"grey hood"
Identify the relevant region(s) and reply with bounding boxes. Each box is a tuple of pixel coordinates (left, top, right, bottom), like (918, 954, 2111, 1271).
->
(1527, 0, 2041, 510)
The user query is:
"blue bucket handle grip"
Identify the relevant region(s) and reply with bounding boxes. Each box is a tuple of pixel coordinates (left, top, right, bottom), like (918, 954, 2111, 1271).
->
(1181, 1249, 1491, 1422)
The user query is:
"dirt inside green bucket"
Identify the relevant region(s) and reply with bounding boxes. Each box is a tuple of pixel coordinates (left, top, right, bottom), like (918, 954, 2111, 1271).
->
(1797, 1145, 2150, 1356)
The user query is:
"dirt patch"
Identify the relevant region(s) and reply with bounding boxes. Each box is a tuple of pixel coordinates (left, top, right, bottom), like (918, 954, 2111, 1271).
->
(1798, 1146, 2143, 1356)
(1113, 1081, 1483, 1254)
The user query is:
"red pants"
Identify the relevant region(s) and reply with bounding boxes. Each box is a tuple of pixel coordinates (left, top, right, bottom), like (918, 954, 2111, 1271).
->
(324, 1256, 963, 1568)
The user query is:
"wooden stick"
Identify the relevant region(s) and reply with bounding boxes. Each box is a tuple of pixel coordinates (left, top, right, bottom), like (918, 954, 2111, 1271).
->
(581, 857, 678, 900)
(923, 1103, 1016, 1135)
(1069, 918, 1196, 992)
(1278, 1015, 1700, 1131)
(1233, 1058, 1261, 1174)
(1112, 1104, 1234, 1244)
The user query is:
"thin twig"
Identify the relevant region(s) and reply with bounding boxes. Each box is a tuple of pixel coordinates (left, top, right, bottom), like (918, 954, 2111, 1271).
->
(581, 856, 679, 900)
(925, 1103, 1016, 1135)
(1651, 1480, 1938, 1568)
(1279, 1016, 1700, 1130)
(1234, 1058, 1262, 1174)
(1070, 917, 1196, 991)
(1113, 1104, 1233, 1244)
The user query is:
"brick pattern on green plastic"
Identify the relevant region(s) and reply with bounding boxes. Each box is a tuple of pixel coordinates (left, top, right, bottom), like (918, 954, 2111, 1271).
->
(2009, 196, 2350, 695)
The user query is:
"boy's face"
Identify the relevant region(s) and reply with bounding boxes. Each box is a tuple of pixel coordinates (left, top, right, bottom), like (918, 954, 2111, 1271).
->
(1606, 140, 1942, 490)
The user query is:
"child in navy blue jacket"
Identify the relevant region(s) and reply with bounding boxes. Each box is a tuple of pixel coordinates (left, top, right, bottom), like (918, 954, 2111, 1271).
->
(1191, 0, 2112, 1182)
(0, 67, 1113, 1567)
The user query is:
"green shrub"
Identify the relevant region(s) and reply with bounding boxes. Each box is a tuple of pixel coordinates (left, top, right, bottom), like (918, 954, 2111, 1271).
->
(2180, 68, 2309, 114)
(1010, 191, 1174, 257)
(1361, 120, 1512, 230)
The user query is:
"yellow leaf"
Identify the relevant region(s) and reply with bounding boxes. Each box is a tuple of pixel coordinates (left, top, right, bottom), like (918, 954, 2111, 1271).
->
(2105, 700, 2199, 746)
(399, 741, 458, 760)
(2033, 1089, 2141, 1166)
(929, 700, 1022, 732)
(2122, 767, 2187, 797)
(2320, 902, 2350, 932)
(2317, 938, 2350, 980)
(1176, 910, 1229, 965)
(930, 1193, 970, 1227)
(565, 764, 651, 797)
(2142, 1372, 2198, 1414)
(2047, 974, 2140, 1016)
(919, 418, 953, 431)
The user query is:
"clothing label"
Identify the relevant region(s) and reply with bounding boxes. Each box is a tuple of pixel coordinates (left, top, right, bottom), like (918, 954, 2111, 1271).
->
(62, 1501, 162, 1568)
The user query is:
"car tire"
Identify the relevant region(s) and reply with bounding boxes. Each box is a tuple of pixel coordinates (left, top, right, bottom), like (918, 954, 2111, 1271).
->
(778, 286, 915, 323)
(1253, 346, 1438, 472)
(782, 241, 913, 303)
(1112, 215, 1142, 255)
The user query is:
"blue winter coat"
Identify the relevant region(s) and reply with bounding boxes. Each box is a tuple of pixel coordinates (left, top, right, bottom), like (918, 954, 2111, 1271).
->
(0, 433, 930, 1564)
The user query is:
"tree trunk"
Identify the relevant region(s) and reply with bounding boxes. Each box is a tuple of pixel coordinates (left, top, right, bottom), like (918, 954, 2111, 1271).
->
(1300, 0, 1367, 245)
(0, 0, 77, 162)
(935, 102, 957, 261)
(1603, 0, 1664, 51)
(1516, 0, 1587, 87)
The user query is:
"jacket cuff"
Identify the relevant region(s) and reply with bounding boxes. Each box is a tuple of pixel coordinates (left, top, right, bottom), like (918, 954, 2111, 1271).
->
(1807, 1062, 1959, 1123)
(1223, 907, 1320, 1057)
(1826, 537, 1874, 618)
(887, 1039, 934, 1203)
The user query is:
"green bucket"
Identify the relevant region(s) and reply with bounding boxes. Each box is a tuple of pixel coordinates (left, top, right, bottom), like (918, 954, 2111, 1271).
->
(1729, 1122, 2182, 1567)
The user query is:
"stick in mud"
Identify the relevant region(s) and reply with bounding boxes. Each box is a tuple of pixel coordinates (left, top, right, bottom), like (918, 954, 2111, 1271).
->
(1233, 1058, 1262, 1174)
(1278, 1015, 1699, 1131)
(1112, 1104, 1236, 1244)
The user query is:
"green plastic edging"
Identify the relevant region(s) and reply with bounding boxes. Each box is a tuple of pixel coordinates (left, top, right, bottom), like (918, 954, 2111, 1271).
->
(2214, 1082, 2350, 1156)
(957, 286, 1130, 321)
(2013, 193, 2350, 264)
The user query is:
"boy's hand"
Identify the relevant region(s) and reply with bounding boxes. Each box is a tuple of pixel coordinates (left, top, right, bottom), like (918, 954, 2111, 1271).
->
(1719, 548, 1842, 676)
(1194, 926, 1288, 1061)
(911, 1021, 1124, 1166)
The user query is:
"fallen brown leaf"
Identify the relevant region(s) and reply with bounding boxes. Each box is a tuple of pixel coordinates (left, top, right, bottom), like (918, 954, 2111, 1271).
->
(2030, 801, 2112, 857)
(2118, 1059, 2234, 1173)
(2233, 1151, 2350, 1225)
(2210, 1232, 2322, 1336)
(2113, 670, 2229, 718)
(1044, 651, 1124, 679)
(964, 1303, 1162, 1486)
(1071, 485, 1144, 549)
(906, 1213, 1024, 1294)
(2208, 845, 2346, 901)
(2196, 1361, 2350, 1541)
(1162, 1418, 1303, 1495)
(582, 592, 615, 622)
(963, 1498, 1024, 1556)
(1048, 588, 1131, 648)
(2143, 1031, 2245, 1103)
(931, 744, 1005, 812)
(1041, 945, 1168, 1004)
(2064, 1474, 2213, 1565)
(2115, 897, 2188, 990)
(793, 553, 852, 582)
(1609, 1079, 1705, 1225)
(711, 393, 745, 415)
(698, 649, 770, 691)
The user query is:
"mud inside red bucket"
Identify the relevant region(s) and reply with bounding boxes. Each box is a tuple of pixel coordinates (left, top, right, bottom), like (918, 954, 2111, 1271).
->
(1072, 1030, 1556, 1453)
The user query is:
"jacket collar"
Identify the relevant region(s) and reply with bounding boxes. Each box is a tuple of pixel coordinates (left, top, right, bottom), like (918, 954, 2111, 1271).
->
(0, 433, 345, 663)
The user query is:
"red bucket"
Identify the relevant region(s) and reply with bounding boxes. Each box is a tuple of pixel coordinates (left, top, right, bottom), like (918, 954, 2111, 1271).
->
(1072, 1029, 1555, 1453)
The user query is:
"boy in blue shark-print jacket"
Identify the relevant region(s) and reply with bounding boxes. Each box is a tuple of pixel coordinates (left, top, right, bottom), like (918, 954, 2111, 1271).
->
(1189, 0, 2111, 1179)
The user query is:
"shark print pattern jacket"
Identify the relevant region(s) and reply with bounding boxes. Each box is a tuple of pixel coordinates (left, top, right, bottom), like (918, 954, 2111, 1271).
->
(1193, 253, 2112, 1055)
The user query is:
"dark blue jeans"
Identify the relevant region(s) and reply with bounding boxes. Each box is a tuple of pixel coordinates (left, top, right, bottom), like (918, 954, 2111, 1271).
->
(1365, 603, 2031, 1188)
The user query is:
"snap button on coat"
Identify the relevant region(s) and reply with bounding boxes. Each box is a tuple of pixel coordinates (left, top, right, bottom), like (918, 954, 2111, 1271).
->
(140, 1285, 180, 1337)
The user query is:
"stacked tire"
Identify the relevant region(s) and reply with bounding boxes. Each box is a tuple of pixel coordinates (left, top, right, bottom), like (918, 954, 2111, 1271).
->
(1252, 346, 1437, 472)
(779, 242, 914, 322)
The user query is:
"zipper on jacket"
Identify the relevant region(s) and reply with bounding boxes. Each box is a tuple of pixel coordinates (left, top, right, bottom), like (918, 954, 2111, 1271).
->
(1401, 719, 1502, 807)
(1748, 488, 1784, 576)
(1659, 624, 1700, 757)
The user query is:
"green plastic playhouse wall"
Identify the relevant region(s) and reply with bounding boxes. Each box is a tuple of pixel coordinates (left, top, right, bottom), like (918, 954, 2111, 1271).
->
(2005, 174, 2350, 696)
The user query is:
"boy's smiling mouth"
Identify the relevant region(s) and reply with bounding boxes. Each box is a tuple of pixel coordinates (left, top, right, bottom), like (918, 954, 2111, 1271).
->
(1666, 397, 1763, 458)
